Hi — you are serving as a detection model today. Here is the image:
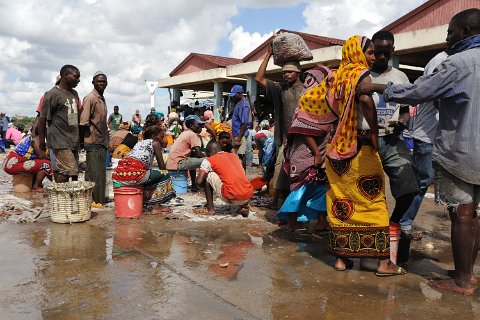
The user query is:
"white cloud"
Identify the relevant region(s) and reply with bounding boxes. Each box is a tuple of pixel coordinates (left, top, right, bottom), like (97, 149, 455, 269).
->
(228, 27, 273, 58)
(0, 0, 430, 117)
(301, 0, 427, 39)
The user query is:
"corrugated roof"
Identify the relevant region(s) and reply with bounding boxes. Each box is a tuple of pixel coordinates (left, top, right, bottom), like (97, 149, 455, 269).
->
(169, 53, 242, 77)
(382, 0, 441, 31)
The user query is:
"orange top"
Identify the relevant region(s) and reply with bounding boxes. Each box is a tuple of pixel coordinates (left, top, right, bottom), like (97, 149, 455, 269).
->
(200, 152, 253, 200)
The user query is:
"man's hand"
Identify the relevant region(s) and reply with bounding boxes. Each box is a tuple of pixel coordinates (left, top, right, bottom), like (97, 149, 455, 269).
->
(37, 149, 49, 160)
(313, 153, 323, 168)
(267, 42, 273, 57)
(234, 138, 242, 147)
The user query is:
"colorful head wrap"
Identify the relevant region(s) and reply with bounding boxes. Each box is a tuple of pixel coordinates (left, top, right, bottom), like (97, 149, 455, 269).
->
(296, 35, 371, 160)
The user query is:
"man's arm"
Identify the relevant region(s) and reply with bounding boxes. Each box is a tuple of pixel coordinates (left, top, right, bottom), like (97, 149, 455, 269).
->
(255, 43, 273, 88)
(196, 171, 207, 188)
(190, 146, 205, 158)
(357, 59, 456, 105)
(196, 158, 210, 187)
(152, 140, 166, 170)
(358, 77, 379, 151)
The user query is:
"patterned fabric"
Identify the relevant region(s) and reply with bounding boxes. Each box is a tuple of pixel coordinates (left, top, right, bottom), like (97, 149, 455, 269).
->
(326, 145, 390, 258)
(112, 158, 149, 186)
(211, 120, 232, 136)
(112, 144, 132, 159)
(3, 151, 53, 176)
(284, 66, 333, 191)
(297, 36, 370, 160)
(127, 139, 154, 167)
(14, 135, 37, 159)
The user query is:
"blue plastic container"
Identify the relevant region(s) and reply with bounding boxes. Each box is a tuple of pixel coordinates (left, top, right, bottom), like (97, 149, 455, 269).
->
(168, 170, 188, 195)
(0, 140, 5, 154)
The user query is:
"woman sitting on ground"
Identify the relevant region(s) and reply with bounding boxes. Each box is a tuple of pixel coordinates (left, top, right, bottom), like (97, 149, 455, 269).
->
(112, 125, 172, 212)
(3, 119, 53, 191)
(110, 121, 138, 159)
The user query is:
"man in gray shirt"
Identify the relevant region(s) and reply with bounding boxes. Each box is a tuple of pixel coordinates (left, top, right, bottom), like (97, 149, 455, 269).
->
(357, 8, 480, 295)
(256, 44, 303, 209)
(400, 51, 448, 232)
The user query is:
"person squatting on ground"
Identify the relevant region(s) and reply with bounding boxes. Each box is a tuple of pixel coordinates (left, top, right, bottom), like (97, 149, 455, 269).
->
(256, 44, 304, 209)
(195, 140, 253, 217)
(80, 71, 109, 207)
(38, 64, 81, 183)
(356, 8, 480, 294)
(320, 35, 405, 276)
(229, 85, 250, 171)
(166, 114, 206, 191)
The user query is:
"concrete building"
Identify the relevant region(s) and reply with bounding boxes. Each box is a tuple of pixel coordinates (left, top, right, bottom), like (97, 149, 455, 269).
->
(158, 0, 478, 119)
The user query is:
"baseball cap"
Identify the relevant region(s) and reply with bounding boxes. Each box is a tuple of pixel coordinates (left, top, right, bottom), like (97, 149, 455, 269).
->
(228, 84, 244, 97)
(184, 114, 205, 125)
(282, 61, 301, 72)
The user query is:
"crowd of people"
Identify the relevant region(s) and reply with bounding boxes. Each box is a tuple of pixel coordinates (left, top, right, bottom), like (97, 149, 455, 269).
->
(1, 7, 479, 296)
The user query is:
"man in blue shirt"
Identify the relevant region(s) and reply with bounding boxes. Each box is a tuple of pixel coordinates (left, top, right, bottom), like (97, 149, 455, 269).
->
(230, 85, 250, 170)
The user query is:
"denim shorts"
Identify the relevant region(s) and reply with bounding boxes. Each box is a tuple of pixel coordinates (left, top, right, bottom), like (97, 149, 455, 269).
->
(434, 163, 480, 212)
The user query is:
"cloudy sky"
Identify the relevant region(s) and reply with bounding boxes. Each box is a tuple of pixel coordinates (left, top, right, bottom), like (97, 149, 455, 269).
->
(0, 0, 426, 117)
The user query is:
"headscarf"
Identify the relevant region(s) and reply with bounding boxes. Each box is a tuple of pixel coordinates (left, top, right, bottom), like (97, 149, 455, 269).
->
(297, 35, 371, 160)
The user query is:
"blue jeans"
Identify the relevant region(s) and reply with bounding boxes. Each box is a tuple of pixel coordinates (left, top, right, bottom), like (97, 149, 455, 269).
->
(400, 139, 434, 230)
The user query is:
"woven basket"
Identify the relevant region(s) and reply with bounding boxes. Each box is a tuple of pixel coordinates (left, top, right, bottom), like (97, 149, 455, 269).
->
(45, 181, 95, 223)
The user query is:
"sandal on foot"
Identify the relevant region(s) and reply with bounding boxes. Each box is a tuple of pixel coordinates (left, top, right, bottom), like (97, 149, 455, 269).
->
(193, 207, 215, 215)
(375, 266, 407, 277)
(334, 259, 354, 271)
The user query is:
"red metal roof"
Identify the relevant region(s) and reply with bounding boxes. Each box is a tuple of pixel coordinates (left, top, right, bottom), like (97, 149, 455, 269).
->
(383, 0, 479, 34)
(169, 53, 242, 77)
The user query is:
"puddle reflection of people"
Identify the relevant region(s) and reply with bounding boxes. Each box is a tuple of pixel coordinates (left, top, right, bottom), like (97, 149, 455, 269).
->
(208, 240, 253, 281)
(194, 141, 253, 216)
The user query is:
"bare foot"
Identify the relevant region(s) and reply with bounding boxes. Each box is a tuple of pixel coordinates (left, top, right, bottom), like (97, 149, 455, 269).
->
(193, 207, 215, 215)
(447, 270, 478, 286)
(237, 206, 249, 218)
(32, 187, 44, 193)
(429, 279, 475, 295)
(148, 205, 172, 215)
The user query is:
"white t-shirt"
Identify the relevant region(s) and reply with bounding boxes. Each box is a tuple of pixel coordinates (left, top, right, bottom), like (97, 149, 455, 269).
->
(358, 68, 410, 136)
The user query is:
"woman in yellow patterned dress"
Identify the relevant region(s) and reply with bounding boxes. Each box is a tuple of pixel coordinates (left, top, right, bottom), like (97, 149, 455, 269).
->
(300, 35, 405, 275)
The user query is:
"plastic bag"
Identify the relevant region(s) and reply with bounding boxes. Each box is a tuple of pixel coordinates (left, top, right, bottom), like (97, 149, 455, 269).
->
(272, 32, 313, 66)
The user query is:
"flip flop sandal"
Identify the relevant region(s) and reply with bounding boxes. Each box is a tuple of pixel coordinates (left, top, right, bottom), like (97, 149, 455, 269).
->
(375, 266, 407, 277)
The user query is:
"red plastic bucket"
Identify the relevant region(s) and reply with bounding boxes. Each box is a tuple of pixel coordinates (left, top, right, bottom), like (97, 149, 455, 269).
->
(114, 186, 144, 218)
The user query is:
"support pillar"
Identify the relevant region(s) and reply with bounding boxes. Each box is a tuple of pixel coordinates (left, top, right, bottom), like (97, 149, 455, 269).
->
(172, 88, 181, 107)
(213, 82, 223, 121)
(246, 76, 257, 104)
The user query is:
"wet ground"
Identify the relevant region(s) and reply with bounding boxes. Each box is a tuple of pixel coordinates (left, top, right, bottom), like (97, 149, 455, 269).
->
(0, 161, 479, 319)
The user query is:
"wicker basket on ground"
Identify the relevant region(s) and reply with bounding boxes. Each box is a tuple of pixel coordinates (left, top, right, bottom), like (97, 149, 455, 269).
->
(44, 181, 95, 223)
